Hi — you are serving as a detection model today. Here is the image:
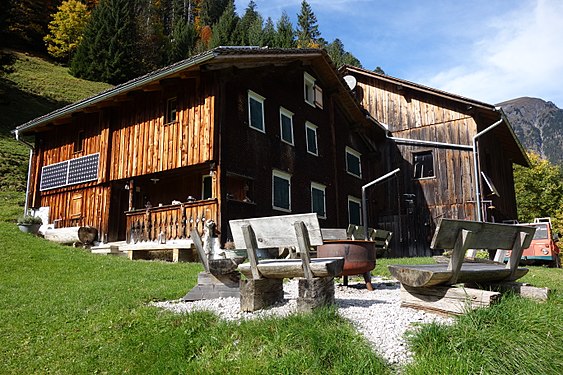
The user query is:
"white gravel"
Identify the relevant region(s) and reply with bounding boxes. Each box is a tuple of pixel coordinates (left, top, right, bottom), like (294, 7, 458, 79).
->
(151, 278, 453, 365)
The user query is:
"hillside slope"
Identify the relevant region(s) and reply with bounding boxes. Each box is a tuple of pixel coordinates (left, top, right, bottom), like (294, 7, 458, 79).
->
(499, 97, 563, 166)
(0, 52, 111, 220)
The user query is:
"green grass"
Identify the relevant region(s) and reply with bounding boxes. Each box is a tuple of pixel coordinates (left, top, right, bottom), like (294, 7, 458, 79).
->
(0, 222, 390, 374)
(401, 262, 563, 374)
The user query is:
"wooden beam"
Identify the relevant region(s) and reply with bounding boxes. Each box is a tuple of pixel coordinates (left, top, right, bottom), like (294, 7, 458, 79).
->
(294, 221, 314, 281)
(242, 224, 261, 280)
(400, 284, 502, 315)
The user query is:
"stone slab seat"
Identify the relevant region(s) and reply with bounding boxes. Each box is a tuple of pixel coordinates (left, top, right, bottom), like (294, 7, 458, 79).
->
(230, 213, 345, 312)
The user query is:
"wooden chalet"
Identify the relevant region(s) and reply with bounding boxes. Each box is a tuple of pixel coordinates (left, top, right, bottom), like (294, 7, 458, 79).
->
(15, 47, 386, 245)
(342, 66, 529, 257)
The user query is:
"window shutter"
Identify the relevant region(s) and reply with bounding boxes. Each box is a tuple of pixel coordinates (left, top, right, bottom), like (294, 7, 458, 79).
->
(314, 85, 323, 108)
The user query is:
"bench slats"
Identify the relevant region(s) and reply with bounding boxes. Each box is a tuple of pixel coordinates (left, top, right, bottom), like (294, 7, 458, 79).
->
(238, 258, 345, 279)
(230, 213, 323, 248)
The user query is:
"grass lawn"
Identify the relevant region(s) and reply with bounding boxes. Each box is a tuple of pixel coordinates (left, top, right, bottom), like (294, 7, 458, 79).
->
(0, 222, 389, 374)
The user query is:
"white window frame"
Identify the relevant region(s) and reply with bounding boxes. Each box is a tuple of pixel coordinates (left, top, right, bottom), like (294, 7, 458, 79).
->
(279, 107, 294, 145)
(345, 146, 362, 178)
(304, 72, 316, 107)
(248, 90, 265, 133)
(305, 122, 318, 156)
(272, 169, 292, 212)
(311, 182, 327, 219)
(165, 97, 177, 124)
(348, 195, 362, 226)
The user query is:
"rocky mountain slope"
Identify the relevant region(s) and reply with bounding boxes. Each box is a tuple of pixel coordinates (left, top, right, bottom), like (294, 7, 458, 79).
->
(498, 97, 563, 166)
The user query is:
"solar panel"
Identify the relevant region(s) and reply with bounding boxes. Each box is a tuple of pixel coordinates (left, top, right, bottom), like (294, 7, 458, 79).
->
(68, 153, 99, 185)
(40, 153, 99, 191)
(40, 160, 69, 191)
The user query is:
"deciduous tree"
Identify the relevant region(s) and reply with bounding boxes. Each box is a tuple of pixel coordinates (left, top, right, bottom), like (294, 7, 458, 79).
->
(44, 0, 90, 62)
(514, 152, 563, 234)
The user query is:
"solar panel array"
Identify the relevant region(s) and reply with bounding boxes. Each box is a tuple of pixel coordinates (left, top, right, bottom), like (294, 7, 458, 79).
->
(40, 153, 99, 191)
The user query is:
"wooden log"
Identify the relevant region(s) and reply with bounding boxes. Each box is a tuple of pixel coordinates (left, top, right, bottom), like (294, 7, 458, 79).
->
(297, 277, 335, 312)
(238, 257, 345, 279)
(400, 284, 502, 315)
(388, 263, 528, 287)
(44, 226, 98, 245)
(464, 281, 551, 302)
(240, 278, 284, 312)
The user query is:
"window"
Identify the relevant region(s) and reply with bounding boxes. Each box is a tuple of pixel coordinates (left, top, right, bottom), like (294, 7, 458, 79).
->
(311, 182, 326, 219)
(413, 151, 434, 179)
(248, 90, 265, 132)
(226, 173, 254, 203)
(74, 130, 85, 153)
(304, 72, 323, 108)
(165, 97, 177, 124)
(202, 175, 213, 199)
(306, 122, 318, 155)
(346, 147, 362, 178)
(348, 196, 362, 225)
(279, 107, 294, 145)
(272, 170, 291, 212)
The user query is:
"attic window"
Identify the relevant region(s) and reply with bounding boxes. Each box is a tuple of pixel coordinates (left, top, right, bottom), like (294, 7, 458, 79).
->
(413, 151, 434, 179)
(74, 130, 85, 153)
(304, 72, 323, 109)
(166, 97, 177, 124)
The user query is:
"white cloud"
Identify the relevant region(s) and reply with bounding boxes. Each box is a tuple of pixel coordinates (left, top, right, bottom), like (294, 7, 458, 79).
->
(423, 0, 563, 106)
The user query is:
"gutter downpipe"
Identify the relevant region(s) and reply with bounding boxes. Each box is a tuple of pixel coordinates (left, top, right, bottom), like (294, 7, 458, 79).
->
(362, 168, 401, 239)
(15, 129, 34, 215)
(472, 118, 503, 222)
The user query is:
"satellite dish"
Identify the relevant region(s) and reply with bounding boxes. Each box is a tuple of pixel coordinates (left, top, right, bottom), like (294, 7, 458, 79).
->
(343, 75, 357, 90)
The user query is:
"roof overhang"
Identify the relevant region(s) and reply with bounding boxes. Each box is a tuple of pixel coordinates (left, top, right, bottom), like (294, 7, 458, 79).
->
(14, 47, 385, 139)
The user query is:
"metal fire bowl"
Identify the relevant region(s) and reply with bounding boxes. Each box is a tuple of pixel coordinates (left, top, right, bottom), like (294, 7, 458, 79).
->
(317, 240, 376, 276)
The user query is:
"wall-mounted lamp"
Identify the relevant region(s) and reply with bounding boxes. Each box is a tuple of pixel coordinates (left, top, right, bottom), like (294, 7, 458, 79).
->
(150, 178, 160, 184)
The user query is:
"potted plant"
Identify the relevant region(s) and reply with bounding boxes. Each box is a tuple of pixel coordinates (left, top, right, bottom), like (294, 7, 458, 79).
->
(17, 215, 43, 235)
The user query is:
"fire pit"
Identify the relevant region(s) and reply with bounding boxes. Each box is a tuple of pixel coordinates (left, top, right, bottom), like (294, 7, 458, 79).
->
(317, 240, 376, 290)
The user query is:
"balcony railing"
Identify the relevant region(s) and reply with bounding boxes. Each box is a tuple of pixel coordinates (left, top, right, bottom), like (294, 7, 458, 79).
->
(125, 199, 218, 243)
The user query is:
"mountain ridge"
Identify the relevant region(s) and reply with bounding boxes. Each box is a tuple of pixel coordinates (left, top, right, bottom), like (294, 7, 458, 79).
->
(498, 96, 563, 166)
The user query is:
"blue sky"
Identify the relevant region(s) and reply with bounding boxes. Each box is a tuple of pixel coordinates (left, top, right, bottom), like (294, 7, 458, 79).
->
(235, 0, 563, 107)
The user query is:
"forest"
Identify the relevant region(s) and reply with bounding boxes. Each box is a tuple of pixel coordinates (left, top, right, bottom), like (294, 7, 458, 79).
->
(1, 0, 367, 84)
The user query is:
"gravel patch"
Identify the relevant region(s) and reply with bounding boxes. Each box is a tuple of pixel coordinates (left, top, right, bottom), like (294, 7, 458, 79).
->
(151, 278, 453, 365)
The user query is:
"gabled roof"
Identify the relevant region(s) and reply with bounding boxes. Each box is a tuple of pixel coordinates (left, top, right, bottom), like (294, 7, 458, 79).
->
(342, 65, 529, 166)
(14, 47, 385, 138)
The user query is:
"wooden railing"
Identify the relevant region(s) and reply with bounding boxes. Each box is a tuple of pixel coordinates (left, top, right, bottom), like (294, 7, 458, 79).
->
(125, 199, 218, 243)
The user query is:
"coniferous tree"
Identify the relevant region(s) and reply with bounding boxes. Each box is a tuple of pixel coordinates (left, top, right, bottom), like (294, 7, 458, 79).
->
(325, 38, 362, 68)
(296, 0, 321, 48)
(44, 0, 91, 63)
(275, 11, 295, 48)
(209, 1, 238, 48)
(168, 19, 198, 63)
(135, 0, 168, 73)
(234, 1, 259, 45)
(200, 0, 229, 26)
(71, 0, 139, 84)
(261, 17, 276, 47)
(246, 14, 263, 46)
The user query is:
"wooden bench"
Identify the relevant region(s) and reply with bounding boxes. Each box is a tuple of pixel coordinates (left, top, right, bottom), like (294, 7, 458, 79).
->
(230, 213, 345, 312)
(347, 225, 393, 257)
(389, 219, 536, 314)
(122, 243, 196, 262)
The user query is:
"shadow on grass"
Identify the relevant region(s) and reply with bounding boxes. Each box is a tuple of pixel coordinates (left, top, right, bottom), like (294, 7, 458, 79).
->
(0, 77, 70, 136)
